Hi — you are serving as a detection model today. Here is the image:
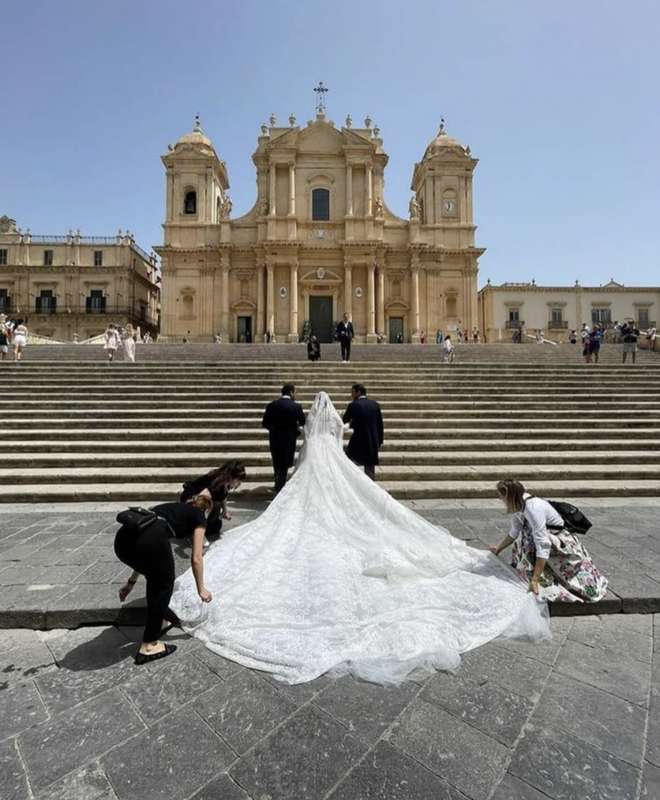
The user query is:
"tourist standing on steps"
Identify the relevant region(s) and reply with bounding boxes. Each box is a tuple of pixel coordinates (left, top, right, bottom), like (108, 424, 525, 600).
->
(491, 479, 608, 603)
(342, 383, 384, 481)
(588, 326, 601, 364)
(123, 323, 136, 363)
(179, 460, 246, 541)
(12, 319, 28, 361)
(103, 323, 121, 362)
(307, 335, 321, 361)
(262, 384, 306, 495)
(442, 335, 454, 363)
(115, 494, 213, 664)
(622, 321, 640, 364)
(0, 320, 9, 361)
(336, 313, 354, 362)
(646, 326, 657, 352)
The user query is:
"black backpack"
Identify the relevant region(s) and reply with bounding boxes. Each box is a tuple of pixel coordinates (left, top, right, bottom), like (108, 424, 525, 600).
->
(116, 507, 159, 534)
(547, 501, 592, 535)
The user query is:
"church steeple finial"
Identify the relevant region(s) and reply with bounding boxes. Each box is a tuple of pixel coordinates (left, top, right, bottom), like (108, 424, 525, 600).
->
(438, 117, 446, 135)
(313, 81, 328, 115)
(194, 113, 202, 132)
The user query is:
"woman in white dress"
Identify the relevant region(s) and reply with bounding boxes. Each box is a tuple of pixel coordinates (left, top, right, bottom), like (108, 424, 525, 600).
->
(12, 319, 28, 361)
(103, 324, 121, 362)
(171, 392, 549, 685)
(123, 324, 136, 363)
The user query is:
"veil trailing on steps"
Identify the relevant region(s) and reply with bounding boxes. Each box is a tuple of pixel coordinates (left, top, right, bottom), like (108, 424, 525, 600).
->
(171, 391, 549, 685)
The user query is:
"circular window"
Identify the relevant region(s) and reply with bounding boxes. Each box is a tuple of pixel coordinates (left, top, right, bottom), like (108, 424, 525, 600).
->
(355, 287, 363, 298)
(279, 287, 288, 298)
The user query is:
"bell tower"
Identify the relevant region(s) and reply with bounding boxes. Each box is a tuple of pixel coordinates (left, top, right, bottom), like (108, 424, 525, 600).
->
(161, 115, 230, 243)
(410, 120, 477, 239)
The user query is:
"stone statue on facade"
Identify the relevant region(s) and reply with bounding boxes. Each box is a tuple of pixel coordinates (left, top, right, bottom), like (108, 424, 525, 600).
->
(220, 195, 232, 219)
(0, 215, 18, 233)
(409, 197, 420, 220)
(258, 198, 269, 217)
(374, 198, 384, 218)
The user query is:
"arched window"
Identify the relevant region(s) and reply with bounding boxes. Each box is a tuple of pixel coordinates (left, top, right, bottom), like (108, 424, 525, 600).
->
(184, 190, 197, 215)
(312, 188, 330, 221)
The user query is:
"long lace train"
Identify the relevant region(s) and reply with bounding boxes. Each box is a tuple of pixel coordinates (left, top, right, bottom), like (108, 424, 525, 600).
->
(170, 392, 550, 684)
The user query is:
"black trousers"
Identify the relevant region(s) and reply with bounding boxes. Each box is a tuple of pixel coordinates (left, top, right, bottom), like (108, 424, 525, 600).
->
(273, 465, 289, 495)
(114, 521, 178, 643)
(364, 464, 376, 481)
(340, 338, 351, 361)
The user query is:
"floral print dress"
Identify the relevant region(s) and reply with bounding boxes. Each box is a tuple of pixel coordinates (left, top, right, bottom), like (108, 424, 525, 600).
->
(509, 496, 608, 603)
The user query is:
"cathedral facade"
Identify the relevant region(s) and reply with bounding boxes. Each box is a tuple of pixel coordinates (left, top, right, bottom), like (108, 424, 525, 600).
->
(156, 107, 484, 343)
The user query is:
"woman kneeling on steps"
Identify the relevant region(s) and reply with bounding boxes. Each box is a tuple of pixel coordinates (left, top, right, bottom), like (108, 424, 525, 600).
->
(490, 479, 608, 604)
(115, 494, 213, 664)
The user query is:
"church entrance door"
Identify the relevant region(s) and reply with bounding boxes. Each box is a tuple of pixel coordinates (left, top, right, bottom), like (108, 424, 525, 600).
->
(389, 317, 404, 343)
(237, 316, 252, 343)
(309, 296, 334, 343)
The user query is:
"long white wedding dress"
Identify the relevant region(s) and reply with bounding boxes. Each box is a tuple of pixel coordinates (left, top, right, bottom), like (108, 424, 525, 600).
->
(170, 392, 549, 685)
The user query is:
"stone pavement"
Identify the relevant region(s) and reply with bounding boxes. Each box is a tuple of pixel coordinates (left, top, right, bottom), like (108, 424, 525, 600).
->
(1, 500, 660, 628)
(1, 615, 659, 800)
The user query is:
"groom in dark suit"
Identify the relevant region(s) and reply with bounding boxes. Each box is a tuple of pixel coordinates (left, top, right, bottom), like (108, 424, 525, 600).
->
(336, 312, 354, 362)
(262, 384, 306, 495)
(342, 383, 384, 481)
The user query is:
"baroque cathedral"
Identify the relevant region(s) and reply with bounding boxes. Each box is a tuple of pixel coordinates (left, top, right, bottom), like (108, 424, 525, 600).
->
(156, 95, 484, 343)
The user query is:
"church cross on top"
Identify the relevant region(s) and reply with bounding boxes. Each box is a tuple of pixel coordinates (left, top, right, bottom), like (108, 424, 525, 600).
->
(314, 81, 328, 114)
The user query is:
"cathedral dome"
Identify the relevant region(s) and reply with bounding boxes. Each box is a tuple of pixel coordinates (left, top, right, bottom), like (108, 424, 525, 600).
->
(423, 121, 469, 159)
(173, 116, 214, 151)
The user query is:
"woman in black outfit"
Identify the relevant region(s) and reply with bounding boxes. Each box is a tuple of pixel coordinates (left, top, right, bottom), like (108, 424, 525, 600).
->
(179, 460, 246, 540)
(115, 494, 213, 665)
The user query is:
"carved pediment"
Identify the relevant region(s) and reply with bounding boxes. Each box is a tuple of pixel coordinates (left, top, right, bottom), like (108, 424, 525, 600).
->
(297, 122, 344, 155)
(301, 267, 342, 283)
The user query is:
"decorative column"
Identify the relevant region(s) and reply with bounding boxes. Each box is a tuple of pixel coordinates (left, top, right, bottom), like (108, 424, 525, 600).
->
(345, 164, 353, 216)
(376, 266, 385, 338)
(366, 164, 373, 216)
(266, 260, 275, 335)
(411, 266, 420, 343)
(288, 163, 296, 216)
(367, 262, 376, 342)
(288, 261, 298, 341)
(269, 164, 276, 216)
(344, 261, 352, 317)
(256, 263, 265, 338)
(221, 257, 230, 340)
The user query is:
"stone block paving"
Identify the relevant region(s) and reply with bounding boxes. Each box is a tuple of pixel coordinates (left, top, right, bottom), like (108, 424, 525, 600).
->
(0, 615, 658, 800)
(1, 502, 660, 628)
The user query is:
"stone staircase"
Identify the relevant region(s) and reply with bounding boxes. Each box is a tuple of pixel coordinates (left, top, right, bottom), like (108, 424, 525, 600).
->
(2, 347, 660, 502)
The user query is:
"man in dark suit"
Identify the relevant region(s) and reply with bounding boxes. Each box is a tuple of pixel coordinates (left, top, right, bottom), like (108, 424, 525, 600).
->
(342, 383, 384, 481)
(262, 384, 306, 495)
(336, 312, 355, 362)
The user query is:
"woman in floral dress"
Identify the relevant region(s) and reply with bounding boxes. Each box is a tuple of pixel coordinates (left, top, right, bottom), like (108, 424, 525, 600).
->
(490, 479, 607, 603)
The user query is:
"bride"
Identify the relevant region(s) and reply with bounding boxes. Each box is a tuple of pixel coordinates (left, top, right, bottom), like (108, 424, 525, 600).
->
(170, 392, 549, 685)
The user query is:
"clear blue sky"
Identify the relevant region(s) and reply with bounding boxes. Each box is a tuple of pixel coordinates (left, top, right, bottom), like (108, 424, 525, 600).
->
(2, 0, 658, 286)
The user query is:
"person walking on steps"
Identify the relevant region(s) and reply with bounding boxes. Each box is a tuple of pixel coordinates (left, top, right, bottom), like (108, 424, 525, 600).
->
(342, 383, 384, 481)
(262, 384, 306, 495)
(115, 494, 214, 664)
(336, 313, 354, 363)
(103, 323, 121, 362)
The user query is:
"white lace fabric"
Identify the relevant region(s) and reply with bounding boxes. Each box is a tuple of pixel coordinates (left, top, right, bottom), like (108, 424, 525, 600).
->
(171, 392, 550, 685)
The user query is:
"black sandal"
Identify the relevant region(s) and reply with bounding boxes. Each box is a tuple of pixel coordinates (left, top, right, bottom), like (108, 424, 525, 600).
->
(134, 643, 177, 665)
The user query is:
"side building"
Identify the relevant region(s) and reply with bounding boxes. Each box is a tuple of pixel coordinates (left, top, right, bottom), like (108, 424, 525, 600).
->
(0, 216, 160, 340)
(479, 279, 659, 341)
(155, 112, 484, 343)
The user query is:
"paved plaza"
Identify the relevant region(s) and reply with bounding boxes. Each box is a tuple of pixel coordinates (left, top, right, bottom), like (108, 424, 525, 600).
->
(1, 501, 660, 799)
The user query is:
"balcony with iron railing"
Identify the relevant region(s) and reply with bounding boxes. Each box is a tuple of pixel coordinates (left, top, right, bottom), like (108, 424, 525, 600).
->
(28, 304, 158, 326)
(548, 320, 568, 329)
(505, 320, 522, 329)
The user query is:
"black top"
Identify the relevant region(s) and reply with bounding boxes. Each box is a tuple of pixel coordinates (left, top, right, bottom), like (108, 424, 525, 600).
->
(262, 396, 306, 469)
(336, 321, 354, 340)
(180, 474, 228, 504)
(622, 326, 640, 343)
(343, 396, 385, 466)
(151, 502, 206, 538)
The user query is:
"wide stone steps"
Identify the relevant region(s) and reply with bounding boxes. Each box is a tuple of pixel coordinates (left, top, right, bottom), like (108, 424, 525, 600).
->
(1, 450, 656, 468)
(10, 342, 659, 363)
(3, 480, 660, 502)
(2, 354, 659, 501)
